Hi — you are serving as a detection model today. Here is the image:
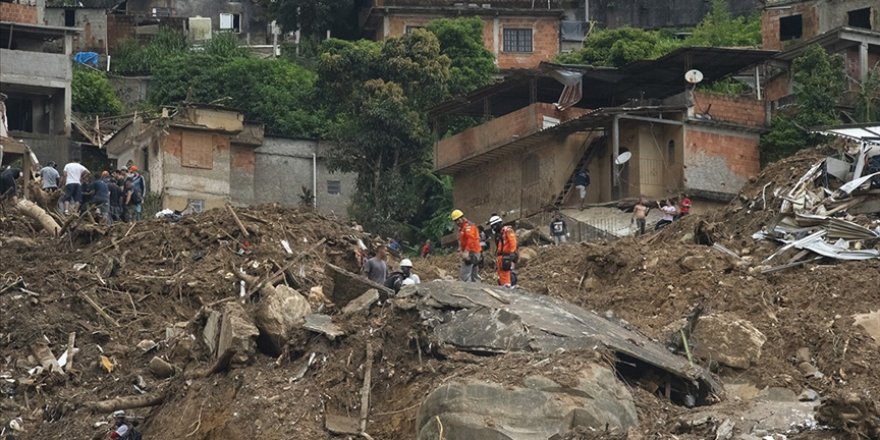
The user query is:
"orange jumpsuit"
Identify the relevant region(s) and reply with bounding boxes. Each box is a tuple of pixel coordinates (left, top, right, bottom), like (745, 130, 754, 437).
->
(495, 225, 518, 287)
(458, 219, 482, 282)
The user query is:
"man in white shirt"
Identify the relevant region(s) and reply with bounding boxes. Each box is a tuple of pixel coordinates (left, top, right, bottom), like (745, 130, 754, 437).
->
(61, 158, 90, 215)
(399, 258, 421, 285)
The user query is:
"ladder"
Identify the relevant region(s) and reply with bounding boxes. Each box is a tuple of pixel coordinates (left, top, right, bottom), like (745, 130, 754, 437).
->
(551, 135, 606, 209)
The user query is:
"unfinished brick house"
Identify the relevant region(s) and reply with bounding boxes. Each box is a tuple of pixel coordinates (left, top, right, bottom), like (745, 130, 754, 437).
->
(761, 0, 876, 50)
(430, 48, 774, 236)
(360, 0, 571, 69)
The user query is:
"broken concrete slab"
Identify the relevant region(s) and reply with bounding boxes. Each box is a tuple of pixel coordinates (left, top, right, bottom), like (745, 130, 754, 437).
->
(325, 413, 360, 435)
(401, 281, 722, 404)
(255, 284, 311, 355)
(323, 263, 393, 307)
(218, 302, 259, 364)
(341, 289, 380, 315)
(416, 363, 637, 440)
(303, 314, 344, 340)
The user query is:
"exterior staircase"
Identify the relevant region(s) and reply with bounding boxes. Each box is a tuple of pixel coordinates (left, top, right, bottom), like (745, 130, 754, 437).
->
(551, 135, 606, 209)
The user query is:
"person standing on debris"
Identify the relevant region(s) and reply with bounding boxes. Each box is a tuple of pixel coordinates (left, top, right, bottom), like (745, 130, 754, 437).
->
(39, 161, 60, 193)
(489, 214, 518, 288)
(631, 197, 649, 236)
(60, 158, 89, 215)
(106, 171, 123, 223)
(451, 209, 481, 282)
(420, 239, 432, 257)
(385, 258, 421, 293)
(363, 245, 388, 285)
(549, 212, 568, 245)
(128, 166, 145, 221)
(676, 193, 692, 220)
(89, 171, 112, 225)
(123, 178, 142, 222)
(574, 169, 590, 210)
(655, 199, 677, 230)
(0, 166, 21, 203)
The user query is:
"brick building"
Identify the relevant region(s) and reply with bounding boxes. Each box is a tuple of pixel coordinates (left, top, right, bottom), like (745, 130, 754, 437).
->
(0, 0, 43, 24)
(761, 0, 877, 50)
(430, 48, 774, 236)
(360, 0, 567, 70)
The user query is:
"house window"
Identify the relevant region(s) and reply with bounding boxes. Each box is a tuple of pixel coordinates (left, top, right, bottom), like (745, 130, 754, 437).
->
(779, 15, 803, 41)
(405, 25, 424, 34)
(327, 180, 341, 195)
(151, 7, 171, 17)
(220, 13, 241, 33)
(503, 28, 533, 53)
(64, 9, 75, 27)
(848, 8, 871, 29)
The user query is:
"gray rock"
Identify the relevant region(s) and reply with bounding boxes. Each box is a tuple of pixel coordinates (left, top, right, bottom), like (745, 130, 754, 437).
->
(218, 302, 259, 364)
(688, 314, 766, 369)
(341, 289, 380, 315)
(416, 364, 637, 440)
(255, 284, 311, 355)
(303, 314, 344, 340)
(147, 356, 174, 378)
(323, 263, 393, 307)
(798, 389, 819, 402)
(203, 309, 222, 356)
(715, 419, 735, 440)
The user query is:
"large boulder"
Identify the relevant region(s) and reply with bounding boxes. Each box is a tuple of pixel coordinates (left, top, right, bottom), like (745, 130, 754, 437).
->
(415, 364, 637, 440)
(218, 302, 259, 364)
(255, 285, 311, 355)
(690, 314, 766, 370)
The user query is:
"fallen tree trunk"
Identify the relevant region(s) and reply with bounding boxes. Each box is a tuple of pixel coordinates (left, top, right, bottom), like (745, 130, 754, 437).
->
(84, 392, 166, 412)
(16, 199, 61, 235)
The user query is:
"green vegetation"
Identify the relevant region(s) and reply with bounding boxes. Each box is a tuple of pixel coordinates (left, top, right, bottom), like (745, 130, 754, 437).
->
(71, 67, 123, 116)
(426, 17, 497, 96)
(111, 29, 188, 74)
(854, 66, 880, 122)
(759, 44, 846, 165)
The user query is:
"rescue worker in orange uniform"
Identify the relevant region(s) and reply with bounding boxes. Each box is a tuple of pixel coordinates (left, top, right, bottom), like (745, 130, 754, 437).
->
(451, 209, 481, 282)
(488, 214, 518, 288)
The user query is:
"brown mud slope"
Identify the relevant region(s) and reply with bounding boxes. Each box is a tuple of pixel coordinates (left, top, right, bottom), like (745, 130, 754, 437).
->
(1, 145, 879, 440)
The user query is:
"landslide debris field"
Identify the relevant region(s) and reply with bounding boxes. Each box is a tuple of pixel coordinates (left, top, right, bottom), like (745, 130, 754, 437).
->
(1, 146, 879, 440)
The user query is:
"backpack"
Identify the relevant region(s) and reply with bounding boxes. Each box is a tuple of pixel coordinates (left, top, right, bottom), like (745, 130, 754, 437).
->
(384, 271, 405, 293)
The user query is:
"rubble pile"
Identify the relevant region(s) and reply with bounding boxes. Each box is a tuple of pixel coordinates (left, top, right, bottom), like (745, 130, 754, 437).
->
(0, 144, 878, 440)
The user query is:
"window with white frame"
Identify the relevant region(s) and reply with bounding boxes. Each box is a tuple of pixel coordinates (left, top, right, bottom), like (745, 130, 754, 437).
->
(503, 28, 533, 53)
(219, 13, 241, 33)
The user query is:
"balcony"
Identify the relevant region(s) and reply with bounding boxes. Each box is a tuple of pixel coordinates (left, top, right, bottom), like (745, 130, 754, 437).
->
(434, 102, 588, 173)
(0, 49, 71, 89)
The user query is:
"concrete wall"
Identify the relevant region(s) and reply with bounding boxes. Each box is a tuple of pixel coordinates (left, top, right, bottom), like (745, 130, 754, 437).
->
(451, 130, 592, 223)
(44, 8, 108, 52)
(254, 137, 355, 217)
(7, 132, 74, 166)
(106, 14, 187, 52)
(436, 103, 588, 170)
(684, 124, 760, 197)
(0, 2, 38, 24)
(160, 127, 232, 212)
(382, 13, 560, 70)
(762, 0, 877, 50)
(110, 76, 151, 110)
(0, 49, 71, 88)
(230, 143, 255, 206)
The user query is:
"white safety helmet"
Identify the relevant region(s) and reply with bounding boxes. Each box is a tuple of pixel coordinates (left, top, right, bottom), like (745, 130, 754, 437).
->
(488, 215, 503, 226)
(400, 258, 413, 268)
(402, 278, 416, 286)
(113, 410, 125, 418)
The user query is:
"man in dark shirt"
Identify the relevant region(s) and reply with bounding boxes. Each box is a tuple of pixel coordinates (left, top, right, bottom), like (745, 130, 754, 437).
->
(0, 167, 22, 203)
(91, 172, 111, 225)
(106, 172, 123, 223)
(124, 178, 142, 222)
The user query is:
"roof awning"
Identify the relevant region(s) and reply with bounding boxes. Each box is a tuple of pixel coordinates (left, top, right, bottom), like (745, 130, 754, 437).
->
(814, 124, 880, 145)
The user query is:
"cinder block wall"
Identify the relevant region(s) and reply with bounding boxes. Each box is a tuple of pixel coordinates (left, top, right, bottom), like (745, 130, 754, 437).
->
(0, 2, 38, 24)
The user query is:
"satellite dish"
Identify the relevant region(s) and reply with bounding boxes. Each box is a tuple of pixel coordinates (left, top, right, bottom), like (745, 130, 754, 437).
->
(615, 151, 632, 166)
(685, 69, 704, 84)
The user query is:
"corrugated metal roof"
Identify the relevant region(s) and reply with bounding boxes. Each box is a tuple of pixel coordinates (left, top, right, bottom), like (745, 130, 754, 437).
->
(815, 124, 880, 145)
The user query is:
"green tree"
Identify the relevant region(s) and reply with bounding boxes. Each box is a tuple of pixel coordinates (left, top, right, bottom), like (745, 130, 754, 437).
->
(759, 44, 846, 165)
(149, 54, 321, 137)
(556, 27, 682, 67)
(854, 66, 880, 122)
(685, 0, 760, 47)
(317, 32, 452, 237)
(261, 0, 358, 56)
(426, 17, 497, 97)
(72, 67, 123, 115)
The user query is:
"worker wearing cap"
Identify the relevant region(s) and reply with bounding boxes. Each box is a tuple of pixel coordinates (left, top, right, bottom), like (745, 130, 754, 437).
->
(488, 214, 518, 288)
(399, 258, 421, 285)
(451, 209, 481, 282)
(110, 410, 130, 439)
